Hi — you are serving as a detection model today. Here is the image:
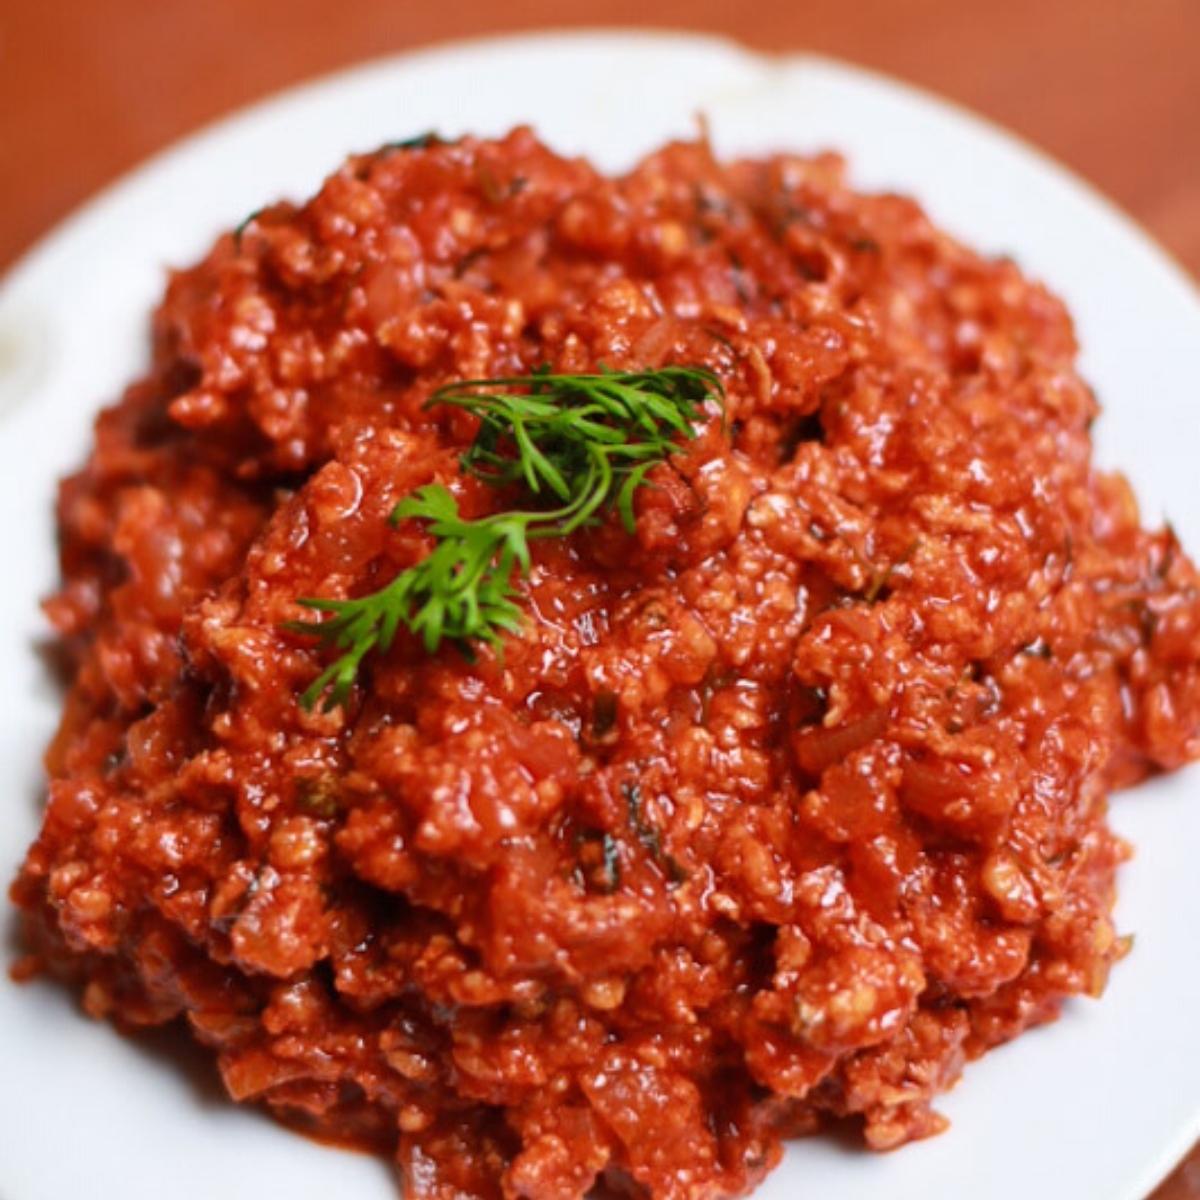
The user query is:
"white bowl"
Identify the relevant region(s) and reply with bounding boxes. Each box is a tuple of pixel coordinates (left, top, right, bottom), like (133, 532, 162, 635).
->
(2, 30, 1198, 1200)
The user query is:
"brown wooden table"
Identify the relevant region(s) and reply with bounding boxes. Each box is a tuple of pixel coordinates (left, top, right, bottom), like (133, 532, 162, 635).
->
(3, 1, 1198, 1195)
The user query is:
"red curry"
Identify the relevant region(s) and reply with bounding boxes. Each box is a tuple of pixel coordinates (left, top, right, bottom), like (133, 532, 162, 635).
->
(12, 128, 1200, 1199)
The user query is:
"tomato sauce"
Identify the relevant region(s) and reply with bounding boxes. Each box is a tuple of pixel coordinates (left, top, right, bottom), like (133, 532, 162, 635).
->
(12, 128, 1200, 1199)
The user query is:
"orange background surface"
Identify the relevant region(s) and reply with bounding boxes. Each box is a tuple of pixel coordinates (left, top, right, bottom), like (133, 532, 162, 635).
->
(3, 1, 1199, 1196)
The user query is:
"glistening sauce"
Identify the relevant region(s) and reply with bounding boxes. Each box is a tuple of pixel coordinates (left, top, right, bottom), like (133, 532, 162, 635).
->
(13, 128, 1200, 1199)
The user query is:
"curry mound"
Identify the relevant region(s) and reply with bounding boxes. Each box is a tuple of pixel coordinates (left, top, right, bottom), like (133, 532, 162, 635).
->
(13, 130, 1200, 1199)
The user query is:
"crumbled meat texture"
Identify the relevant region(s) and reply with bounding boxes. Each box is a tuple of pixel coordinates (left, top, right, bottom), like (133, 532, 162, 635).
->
(12, 128, 1200, 1200)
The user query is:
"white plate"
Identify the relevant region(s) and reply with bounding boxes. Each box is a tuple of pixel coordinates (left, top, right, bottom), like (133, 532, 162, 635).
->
(2, 29, 1199, 1200)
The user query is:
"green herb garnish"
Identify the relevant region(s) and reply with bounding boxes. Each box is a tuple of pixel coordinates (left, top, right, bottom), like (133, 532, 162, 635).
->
(575, 830, 622, 894)
(289, 366, 723, 710)
(380, 132, 441, 153)
(233, 207, 265, 249)
(622, 781, 687, 885)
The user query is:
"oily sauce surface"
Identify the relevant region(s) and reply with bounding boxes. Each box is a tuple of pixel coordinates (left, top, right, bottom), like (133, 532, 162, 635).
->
(12, 129, 1200, 1199)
